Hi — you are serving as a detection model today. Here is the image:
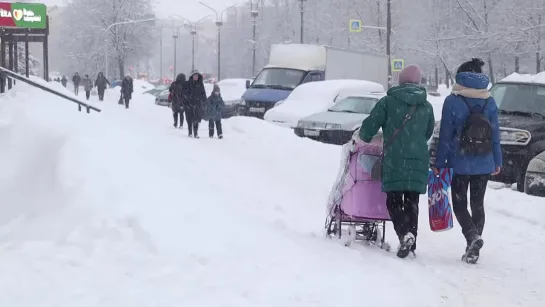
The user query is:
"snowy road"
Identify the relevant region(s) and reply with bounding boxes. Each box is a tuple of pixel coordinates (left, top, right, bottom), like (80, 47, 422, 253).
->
(0, 82, 543, 307)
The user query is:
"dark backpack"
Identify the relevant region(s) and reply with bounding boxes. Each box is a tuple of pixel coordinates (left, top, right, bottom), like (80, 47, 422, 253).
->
(459, 97, 492, 155)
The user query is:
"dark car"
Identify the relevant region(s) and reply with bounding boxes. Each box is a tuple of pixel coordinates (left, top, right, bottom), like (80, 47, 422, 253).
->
(429, 79, 545, 196)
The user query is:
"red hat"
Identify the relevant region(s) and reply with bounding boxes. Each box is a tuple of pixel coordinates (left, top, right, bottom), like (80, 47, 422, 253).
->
(398, 64, 422, 84)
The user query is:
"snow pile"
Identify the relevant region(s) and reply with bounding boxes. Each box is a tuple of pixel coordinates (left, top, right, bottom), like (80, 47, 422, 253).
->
(265, 80, 385, 127)
(0, 79, 544, 306)
(500, 72, 545, 84)
(215, 78, 249, 104)
(132, 79, 155, 94)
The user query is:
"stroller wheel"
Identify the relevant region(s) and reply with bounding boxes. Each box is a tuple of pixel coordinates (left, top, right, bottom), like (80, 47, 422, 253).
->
(375, 226, 383, 244)
(343, 226, 357, 247)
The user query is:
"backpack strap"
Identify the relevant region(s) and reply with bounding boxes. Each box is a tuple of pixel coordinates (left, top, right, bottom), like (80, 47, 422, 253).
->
(461, 96, 489, 113)
(383, 105, 418, 151)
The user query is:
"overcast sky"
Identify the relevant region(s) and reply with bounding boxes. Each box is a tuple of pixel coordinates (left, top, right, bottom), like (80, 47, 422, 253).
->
(42, 0, 244, 20)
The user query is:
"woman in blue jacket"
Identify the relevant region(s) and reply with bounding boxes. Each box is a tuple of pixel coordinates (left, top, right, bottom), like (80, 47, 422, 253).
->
(433, 58, 502, 264)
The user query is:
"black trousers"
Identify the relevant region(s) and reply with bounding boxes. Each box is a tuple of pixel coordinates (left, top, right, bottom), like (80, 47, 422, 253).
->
(173, 110, 184, 127)
(124, 97, 130, 108)
(451, 174, 488, 245)
(98, 89, 105, 101)
(185, 107, 200, 136)
(209, 119, 223, 137)
(386, 191, 420, 250)
(85, 90, 90, 100)
(74, 85, 79, 95)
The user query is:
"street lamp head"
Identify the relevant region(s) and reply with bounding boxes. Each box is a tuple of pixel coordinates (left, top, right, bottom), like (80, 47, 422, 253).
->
(215, 21, 223, 27)
(250, 10, 259, 18)
(190, 30, 197, 35)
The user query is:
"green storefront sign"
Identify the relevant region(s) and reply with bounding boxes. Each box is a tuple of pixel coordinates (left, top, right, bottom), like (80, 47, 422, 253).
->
(0, 2, 47, 29)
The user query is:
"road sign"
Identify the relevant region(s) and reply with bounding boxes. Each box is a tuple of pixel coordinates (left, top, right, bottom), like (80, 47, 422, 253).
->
(0, 2, 47, 29)
(392, 59, 404, 72)
(349, 19, 362, 33)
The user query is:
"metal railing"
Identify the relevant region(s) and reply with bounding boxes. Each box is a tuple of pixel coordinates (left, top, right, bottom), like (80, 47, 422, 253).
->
(0, 66, 101, 113)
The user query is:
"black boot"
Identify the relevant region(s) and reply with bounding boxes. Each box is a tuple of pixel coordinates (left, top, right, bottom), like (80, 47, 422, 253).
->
(193, 123, 199, 138)
(462, 236, 484, 264)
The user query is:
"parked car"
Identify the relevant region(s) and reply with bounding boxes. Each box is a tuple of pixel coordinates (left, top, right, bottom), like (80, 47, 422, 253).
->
(144, 84, 170, 96)
(263, 79, 385, 128)
(155, 90, 170, 107)
(294, 93, 385, 145)
(429, 72, 545, 196)
(525, 151, 545, 196)
(214, 78, 250, 118)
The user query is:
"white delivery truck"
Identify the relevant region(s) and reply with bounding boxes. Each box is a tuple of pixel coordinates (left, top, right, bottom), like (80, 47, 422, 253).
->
(241, 44, 388, 117)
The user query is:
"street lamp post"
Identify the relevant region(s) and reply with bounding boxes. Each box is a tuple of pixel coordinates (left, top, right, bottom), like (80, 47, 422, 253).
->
(249, 0, 259, 76)
(104, 18, 156, 79)
(170, 14, 212, 73)
(298, 0, 306, 44)
(173, 27, 179, 77)
(190, 27, 197, 72)
(199, 2, 238, 81)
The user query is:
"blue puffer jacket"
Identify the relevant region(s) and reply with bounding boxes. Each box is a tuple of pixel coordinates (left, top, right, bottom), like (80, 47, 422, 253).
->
(206, 94, 225, 121)
(434, 72, 502, 175)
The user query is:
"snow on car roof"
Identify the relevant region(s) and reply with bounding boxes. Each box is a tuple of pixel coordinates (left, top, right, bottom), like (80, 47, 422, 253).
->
(287, 79, 385, 102)
(264, 79, 385, 127)
(499, 72, 545, 85)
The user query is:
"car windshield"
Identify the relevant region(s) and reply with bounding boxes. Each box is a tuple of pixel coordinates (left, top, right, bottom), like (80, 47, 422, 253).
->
(328, 96, 379, 114)
(490, 83, 545, 116)
(251, 68, 306, 90)
(156, 84, 169, 90)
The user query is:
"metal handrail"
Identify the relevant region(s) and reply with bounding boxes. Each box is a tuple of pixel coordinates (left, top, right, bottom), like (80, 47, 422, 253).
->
(0, 67, 101, 113)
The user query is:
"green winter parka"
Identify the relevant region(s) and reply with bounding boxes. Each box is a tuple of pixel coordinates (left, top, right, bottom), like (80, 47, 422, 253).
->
(359, 83, 435, 194)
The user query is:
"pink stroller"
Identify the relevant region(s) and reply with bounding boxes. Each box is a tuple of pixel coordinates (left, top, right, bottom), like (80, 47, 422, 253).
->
(325, 137, 391, 250)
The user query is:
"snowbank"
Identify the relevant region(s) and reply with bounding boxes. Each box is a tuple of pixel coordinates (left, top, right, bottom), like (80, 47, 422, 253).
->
(216, 78, 248, 104)
(0, 80, 544, 306)
(132, 79, 155, 94)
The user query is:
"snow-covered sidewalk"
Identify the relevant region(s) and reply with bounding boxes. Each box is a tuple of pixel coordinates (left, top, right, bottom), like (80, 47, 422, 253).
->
(0, 82, 543, 307)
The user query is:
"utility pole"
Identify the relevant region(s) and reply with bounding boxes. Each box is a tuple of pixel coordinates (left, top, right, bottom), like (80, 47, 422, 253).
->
(216, 20, 222, 80)
(299, 0, 306, 44)
(250, 0, 259, 76)
(173, 27, 179, 77)
(159, 27, 163, 82)
(386, 0, 392, 88)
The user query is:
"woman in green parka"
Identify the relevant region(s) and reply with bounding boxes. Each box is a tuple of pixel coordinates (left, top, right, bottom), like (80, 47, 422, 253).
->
(358, 64, 435, 258)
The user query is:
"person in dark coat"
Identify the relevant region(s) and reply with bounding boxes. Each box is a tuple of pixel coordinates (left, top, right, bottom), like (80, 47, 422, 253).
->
(185, 70, 207, 138)
(61, 76, 68, 88)
(72, 72, 81, 95)
(206, 83, 225, 138)
(82, 74, 93, 100)
(120, 74, 133, 109)
(432, 58, 502, 264)
(169, 73, 187, 128)
(358, 64, 435, 259)
(95, 72, 110, 101)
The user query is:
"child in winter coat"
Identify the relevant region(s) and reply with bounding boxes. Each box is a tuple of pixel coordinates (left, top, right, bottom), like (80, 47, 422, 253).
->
(206, 84, 225, 138)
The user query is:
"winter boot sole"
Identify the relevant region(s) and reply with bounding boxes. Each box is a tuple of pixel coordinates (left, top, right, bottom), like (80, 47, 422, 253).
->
(462, 237, 484, 264)
(396, 237, 415, 259)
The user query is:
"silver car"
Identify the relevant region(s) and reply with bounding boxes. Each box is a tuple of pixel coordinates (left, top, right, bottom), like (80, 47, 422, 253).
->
(294, 93, 385, 145)
(155, 89, 171, 107)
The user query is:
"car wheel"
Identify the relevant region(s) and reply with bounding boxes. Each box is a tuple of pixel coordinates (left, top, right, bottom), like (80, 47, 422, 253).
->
(516, 173, 525, 193)
(524, 156, 545, 196)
